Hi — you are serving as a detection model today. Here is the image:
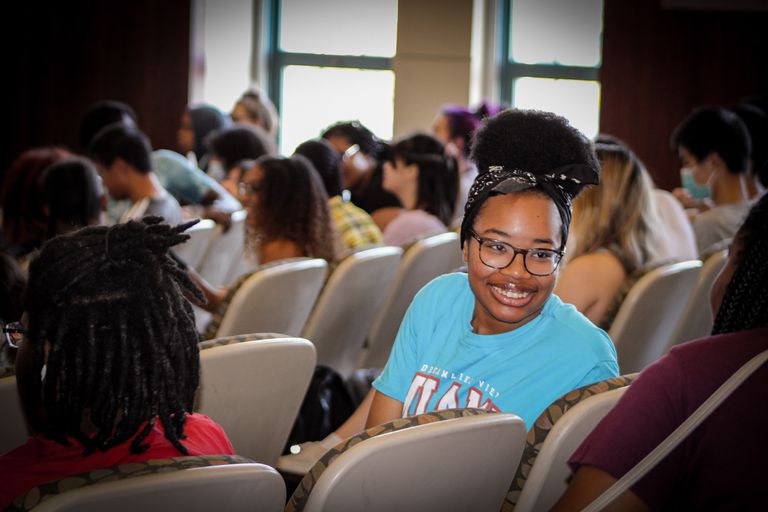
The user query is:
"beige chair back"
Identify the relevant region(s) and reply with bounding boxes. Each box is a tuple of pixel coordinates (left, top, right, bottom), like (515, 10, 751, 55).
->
(362, 232, 463, 369)
(514, 387, 630, 512)
(302, 246, 403, 378)
(301, 413, 526, 512)
(30, 462, 285, 512)
(196, 337, 316, 465)
(0, 374, 27, 454)
(609, 260, 702, 373)
(667, 250, 728, 348)
(215, 258, 328, 338)
(174, 218, 216, 270)
(197, 209, 248, 286)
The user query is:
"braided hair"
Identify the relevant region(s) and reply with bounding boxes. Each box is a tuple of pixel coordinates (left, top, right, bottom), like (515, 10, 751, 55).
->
(23, 218, 204, 456)
(711, 195, 768, 335)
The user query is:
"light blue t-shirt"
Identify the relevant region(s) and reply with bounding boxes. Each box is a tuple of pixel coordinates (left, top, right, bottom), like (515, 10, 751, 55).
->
(373, 273, 619, 428)
(152, 150, 241, 211)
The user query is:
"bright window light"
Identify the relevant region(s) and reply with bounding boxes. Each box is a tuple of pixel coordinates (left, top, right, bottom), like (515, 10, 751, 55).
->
(513, 77, 601, 139)
(280, 0, 397, 57)
(511, 0, 603, 67)
(201, 0, 253, 112)
(280, 66, 395, 155)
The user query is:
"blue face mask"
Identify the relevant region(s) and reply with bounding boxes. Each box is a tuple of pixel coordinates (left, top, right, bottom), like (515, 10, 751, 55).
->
(680, 167, 711, 200)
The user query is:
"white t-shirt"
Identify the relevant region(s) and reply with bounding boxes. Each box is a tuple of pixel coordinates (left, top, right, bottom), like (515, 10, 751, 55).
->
(653, 189, 698, 263)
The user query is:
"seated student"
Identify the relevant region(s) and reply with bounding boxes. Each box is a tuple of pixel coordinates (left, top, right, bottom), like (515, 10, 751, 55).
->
(321, 121, 402, 228)
(79, 100, 241, 222)
(281, 109, 620, 468)
(0, 251, 25, 368)
(0, 219, 235, 508)
(671, 107, 754, 255)
(40, 157, 106, 238)
(381, 133, 459, 247)
(432, 102, 500, 228)
(88, 124, 183, 225)
(208, 124, 275, 187)
(9, 157, 107, 276)
(294, 138, 384, 253)
(0, 147, 72, 263)
(177, 103, 230, 171)
(197, 155, 342, 323)
(595, 134, 698, 262)
(366, 109, 619, 429)
(554, 194, 768, 511)
(555, 139, 661, 330)
(230, 86, 279, 141)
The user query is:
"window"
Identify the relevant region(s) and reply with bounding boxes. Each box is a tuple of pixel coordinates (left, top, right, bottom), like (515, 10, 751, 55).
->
(267, 0, 398, 154)
(499, 0, 603, 138)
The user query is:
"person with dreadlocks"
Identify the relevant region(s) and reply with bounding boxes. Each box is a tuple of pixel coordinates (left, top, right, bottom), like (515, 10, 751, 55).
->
(554, 194, 768, 511)
(365, 109, 619, 429)
(0, 218, 234, 508)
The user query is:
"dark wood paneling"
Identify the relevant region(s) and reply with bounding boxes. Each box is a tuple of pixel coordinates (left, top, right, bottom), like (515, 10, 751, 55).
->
(5, 1, 191, 174)
(600, 0, 768, 190)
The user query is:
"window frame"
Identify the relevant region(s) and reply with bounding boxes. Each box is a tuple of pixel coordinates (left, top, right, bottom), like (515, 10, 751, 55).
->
(264, 0, 395, 148)
(497, 0, 602, 108)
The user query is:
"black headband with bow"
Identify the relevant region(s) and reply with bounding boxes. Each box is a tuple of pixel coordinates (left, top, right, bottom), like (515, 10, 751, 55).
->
(460, 164, 600, 248)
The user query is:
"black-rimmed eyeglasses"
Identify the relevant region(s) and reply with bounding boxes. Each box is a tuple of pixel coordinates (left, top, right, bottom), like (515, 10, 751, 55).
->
(468, 229, 564, 276)
(3, 322, 26, 349)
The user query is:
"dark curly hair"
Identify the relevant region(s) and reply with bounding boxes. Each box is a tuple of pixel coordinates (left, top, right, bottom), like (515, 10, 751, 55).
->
(41, 157, 104, 239)
(21, 218, 204, 456)
(711, 194, 768, 335)
(464, 109, 599, 249)
(389, 133, 459, 226)
(206, 124, 274, 171)
(294, 138, 343, 198)
(1, 147, 72, 256)
(247, 155, 340, 265)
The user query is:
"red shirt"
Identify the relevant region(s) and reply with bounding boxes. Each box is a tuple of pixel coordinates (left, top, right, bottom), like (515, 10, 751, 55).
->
(0, 413, 235, 508)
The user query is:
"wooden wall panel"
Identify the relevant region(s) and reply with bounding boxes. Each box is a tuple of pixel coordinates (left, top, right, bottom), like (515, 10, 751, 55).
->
(600, 0, 768, 190)
(5, 1, 191, 174)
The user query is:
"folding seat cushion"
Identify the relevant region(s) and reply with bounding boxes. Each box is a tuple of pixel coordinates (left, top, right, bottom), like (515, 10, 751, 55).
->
(286, 408, 493, 512)
(7, 454, 254, 512)
(501, 374, 638, 511)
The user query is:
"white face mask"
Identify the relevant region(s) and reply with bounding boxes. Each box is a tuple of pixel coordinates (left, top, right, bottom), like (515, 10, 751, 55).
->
(207, 160, 225, 182)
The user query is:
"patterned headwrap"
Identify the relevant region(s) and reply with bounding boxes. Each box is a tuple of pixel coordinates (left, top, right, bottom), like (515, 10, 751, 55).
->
(460, 164, 600, 248)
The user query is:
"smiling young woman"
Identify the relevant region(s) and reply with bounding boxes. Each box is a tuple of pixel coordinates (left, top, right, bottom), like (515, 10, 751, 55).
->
(364, 109, 620, 430)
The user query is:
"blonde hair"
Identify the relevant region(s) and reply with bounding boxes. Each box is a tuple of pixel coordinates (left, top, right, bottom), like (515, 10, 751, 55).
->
(569, 141, 659, 274)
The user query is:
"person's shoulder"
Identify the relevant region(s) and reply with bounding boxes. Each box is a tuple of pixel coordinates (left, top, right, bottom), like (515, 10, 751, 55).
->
(669, 328, 768, 368)
(415, 272, 470, 302)
(543, 295, 615, 351)
(152, 149, 193, 171)
(561, 252, 625, 286)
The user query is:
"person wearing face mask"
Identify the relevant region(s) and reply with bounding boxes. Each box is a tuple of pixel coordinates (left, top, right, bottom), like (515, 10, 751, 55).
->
(671, 107, 755, 255)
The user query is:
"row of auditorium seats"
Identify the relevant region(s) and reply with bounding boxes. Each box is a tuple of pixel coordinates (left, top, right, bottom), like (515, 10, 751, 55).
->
(0, 334, 637, 511)
(608, 250, 728, 373)
(180, 209, 729, 377)
(179, 212, 464, 379)
(0, 219, 728, 509)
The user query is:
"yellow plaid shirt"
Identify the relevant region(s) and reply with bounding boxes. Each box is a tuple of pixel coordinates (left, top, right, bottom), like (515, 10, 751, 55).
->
(328, 195, 384, 252)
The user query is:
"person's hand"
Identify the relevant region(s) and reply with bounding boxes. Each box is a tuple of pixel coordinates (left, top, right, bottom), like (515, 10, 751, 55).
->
(672, 187, 713, 212)
(203, 207, 233, 232)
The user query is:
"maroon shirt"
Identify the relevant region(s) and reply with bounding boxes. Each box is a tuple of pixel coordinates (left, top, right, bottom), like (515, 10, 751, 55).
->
(0, 413, 235, 509)
(569, 329, 768, 510)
